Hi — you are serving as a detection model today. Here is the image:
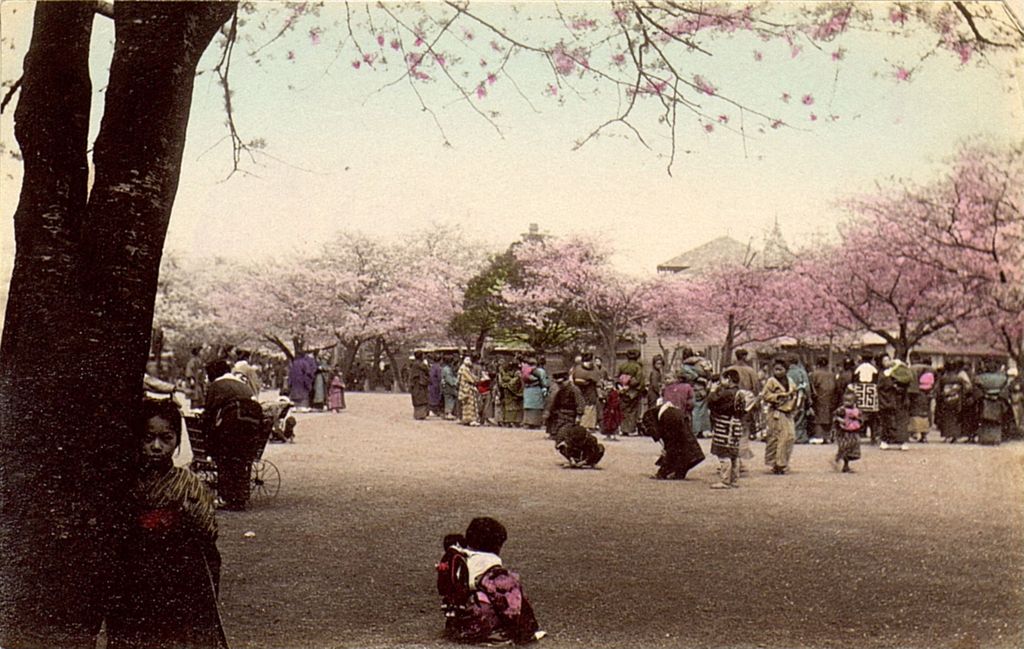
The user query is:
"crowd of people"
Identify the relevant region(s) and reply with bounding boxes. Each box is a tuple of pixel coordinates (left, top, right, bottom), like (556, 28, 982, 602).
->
(407, 345, 1022, 487)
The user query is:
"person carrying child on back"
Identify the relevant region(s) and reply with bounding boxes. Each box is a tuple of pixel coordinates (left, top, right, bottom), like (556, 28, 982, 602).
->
(436, 517, 544, 645)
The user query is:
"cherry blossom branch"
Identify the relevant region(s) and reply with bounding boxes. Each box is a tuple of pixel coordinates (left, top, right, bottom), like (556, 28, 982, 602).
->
(953, 0, 1019, 48)
(0, 77, 21, 115)
(379, 3, 502, 136)
(212, 10, 256, 178)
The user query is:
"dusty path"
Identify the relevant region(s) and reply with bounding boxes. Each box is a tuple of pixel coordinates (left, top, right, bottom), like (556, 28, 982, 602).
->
(216, 392, 1024, 649)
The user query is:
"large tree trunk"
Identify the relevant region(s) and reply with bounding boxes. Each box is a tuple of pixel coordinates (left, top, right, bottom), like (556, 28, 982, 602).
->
(0, 4, 235, 647)
(722, 313, 736, 368)
(0, 6, 95, 646)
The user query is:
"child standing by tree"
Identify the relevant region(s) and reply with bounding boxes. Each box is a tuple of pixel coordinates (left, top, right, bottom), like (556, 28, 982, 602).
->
(832, 389, 863, 473)
(106, 398, 226, 648)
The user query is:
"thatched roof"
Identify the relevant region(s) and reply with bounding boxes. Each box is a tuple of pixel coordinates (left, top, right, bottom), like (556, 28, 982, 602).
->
(656, 236, 752, 274)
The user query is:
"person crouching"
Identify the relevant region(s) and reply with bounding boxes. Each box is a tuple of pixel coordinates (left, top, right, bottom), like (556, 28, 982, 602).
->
(554, 424, 605, 468)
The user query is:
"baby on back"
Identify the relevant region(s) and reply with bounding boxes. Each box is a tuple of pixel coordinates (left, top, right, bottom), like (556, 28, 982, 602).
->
(436, 517, 544, 645)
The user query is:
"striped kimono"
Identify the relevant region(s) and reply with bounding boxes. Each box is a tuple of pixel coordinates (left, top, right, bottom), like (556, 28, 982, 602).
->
(458, 361, 480, 424)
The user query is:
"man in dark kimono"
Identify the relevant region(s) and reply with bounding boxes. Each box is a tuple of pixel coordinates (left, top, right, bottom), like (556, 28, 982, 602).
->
(809, 357, 837, 443)
(428, 353, 444, 416)
(202, 359, 259, 511)
(546, 371, 583, 439)
(410, 351, 431, 420)
(287, 352, 317, 409)
(640, 401, 705, 480)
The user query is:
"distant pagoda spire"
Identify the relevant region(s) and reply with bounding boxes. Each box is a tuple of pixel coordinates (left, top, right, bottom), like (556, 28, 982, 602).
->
(761, 215, 794, 270)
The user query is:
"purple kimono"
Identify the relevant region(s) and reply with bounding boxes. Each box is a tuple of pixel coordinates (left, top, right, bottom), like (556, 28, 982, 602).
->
(288, 354, 317, 407)
(447, 564, 539, 644)
(428, 362, 443, 411)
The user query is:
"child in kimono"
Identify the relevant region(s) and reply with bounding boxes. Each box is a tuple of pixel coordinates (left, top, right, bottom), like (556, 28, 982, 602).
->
(436, 517, 543, 645)
(708, 370, 745, 489)
(832, 389, 863, 473)
(106, 398, 226, 649)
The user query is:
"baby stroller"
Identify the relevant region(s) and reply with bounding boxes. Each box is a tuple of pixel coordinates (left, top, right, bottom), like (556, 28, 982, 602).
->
(184, 402, 283, 503)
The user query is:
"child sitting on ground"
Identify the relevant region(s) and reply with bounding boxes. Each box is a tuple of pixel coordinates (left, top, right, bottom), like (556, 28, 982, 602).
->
(436, 517, 544, 645)
(832, 389, 863, 473)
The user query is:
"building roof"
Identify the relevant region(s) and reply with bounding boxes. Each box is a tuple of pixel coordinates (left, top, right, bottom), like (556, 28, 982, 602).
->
(656, 236, 752, 274)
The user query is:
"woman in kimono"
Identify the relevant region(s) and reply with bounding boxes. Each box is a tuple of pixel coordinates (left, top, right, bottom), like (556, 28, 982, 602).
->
(521, 356, 549, 429)
(409, 351, 431, 420)
(311, 361, 328, 410)
(328, 371, 346, 412)
(458, 357, 481, 426)
(499, 360, 524, 427)
(681, 351, 712, 438)
(441, 356, 459, 420)
(107, 398, 226, 649)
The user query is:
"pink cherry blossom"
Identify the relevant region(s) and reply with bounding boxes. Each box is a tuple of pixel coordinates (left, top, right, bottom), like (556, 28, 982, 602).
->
(309, 28, 322, 45)
(376, 34, 385, 46)
(487, 73, 497, 86)
(810, 113, 818, 121)
(802, 94, 814, 105)
(693, 75, 717, 96)
(611, 53, 626, 66)
(390, 39, 401, 50)
(895, 66, 911, 82)
(811, 8, 851, 41)
(753, 50, 763, 61)
(718, 114, 729, 124)
(790, 44, 803, 58)
(890, 7, 908, 26)
(476, 84, 487, 99)
(953, 42, 973, 64)
(831, 48, 846, 61)
(704, 123, 715, 133)
(351, 59, 361, 69)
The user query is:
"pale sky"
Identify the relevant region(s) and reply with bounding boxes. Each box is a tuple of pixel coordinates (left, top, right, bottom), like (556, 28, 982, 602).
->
(1, 1, 1022, 325)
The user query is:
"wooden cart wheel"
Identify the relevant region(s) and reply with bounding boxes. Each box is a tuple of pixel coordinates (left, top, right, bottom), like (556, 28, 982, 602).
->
(189, 460, 219, 496)
(250, 459, 281, 500)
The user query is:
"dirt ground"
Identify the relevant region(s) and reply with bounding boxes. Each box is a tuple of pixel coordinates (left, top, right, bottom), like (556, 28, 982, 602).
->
(216, 392, 1024, 649)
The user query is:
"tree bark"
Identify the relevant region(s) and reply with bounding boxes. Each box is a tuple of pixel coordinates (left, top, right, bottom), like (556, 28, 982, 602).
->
(722, 313, 736, 369)
(0, 3, 235, 647)
(0, 6, 95, 646)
